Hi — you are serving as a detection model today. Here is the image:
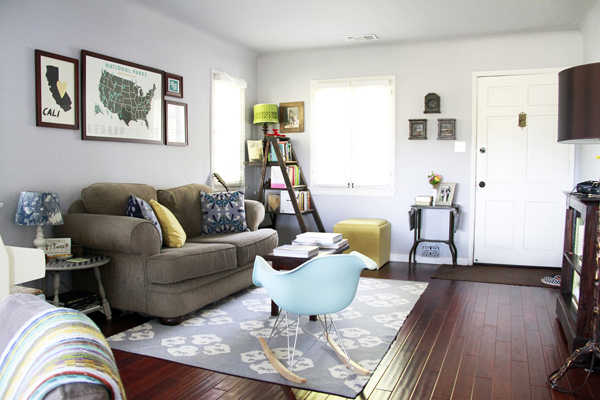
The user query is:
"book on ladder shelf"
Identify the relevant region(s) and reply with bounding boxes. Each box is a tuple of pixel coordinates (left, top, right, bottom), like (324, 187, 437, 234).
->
(255, 136, 325, 233)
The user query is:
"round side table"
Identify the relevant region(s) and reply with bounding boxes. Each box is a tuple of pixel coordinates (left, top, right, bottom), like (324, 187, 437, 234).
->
(46, 255, 112, 320)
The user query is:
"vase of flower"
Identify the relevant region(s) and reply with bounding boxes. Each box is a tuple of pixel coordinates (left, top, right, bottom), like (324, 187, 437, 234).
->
(428, 172, 442, 205)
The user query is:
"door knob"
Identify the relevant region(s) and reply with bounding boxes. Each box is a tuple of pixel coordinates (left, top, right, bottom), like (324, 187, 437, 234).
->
(479, 181, 486, 188)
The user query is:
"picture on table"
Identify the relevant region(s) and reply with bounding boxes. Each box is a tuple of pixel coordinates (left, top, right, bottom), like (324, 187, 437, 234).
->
(436, 183, 456, 206)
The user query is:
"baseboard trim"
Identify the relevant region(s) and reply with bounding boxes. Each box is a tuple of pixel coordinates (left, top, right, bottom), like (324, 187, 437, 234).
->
(390, 253, 469, 266)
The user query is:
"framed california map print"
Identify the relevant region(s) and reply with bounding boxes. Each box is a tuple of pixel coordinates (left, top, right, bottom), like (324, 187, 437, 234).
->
(81, 50, 164, 144)
(35, 50, 79, 129)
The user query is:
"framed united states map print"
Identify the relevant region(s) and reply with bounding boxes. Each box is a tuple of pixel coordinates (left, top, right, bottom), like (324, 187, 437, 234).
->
(35, 50, 79, 129)
(81, 50, 164, 144)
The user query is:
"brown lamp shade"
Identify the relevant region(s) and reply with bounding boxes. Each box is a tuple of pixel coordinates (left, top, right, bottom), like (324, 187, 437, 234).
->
(558, 62, 600, 143)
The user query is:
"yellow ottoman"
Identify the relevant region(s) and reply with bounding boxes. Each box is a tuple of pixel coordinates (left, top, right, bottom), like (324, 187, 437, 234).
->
(334, 218, 391, 268)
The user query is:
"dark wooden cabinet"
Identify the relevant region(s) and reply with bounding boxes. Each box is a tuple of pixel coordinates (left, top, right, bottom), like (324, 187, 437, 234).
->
(556, 193, 599, 351)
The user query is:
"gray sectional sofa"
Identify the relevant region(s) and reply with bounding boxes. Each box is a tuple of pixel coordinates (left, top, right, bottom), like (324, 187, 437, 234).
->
(54, 182, 278, 324)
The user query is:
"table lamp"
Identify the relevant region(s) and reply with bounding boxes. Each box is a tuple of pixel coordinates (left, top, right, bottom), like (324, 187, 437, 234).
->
(14, 191, 63, 250)
(557, 61, 600, 143)
(253, 103, 279, 135)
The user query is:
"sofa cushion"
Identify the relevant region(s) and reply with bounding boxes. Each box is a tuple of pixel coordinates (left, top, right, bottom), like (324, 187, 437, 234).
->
(200, 190, 249, 235)
(157, 183, 212, 238)
(188, 228, 278, 266)
(126, 195, 163, 245)
(150, 200, 186, 248)
(146, 243, 237, 284)
(82, 183, 157, 215)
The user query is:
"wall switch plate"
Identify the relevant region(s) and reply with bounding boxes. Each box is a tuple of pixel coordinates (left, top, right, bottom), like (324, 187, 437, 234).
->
(455, 141, 466, 152)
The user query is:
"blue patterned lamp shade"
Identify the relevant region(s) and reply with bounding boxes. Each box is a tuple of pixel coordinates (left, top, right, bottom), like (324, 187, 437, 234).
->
(14, 191, 63, 226)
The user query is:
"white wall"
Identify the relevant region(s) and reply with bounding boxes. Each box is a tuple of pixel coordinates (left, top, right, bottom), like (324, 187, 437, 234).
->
(0, 0, 258, 247)
(258, 32, 583, 263)
(576, 0, 600, 182)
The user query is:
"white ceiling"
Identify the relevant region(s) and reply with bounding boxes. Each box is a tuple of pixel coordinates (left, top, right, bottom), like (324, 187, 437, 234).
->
(135, 0, 597, 54)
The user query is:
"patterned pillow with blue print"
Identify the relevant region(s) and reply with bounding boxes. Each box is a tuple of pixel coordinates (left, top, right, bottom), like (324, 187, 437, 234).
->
(200, 190, 249, 234)
(126, 195, 163, 245)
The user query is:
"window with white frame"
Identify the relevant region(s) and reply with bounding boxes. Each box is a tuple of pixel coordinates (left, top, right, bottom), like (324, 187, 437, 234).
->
(310, 76, 395, 196)
(211, 70, 247, 189)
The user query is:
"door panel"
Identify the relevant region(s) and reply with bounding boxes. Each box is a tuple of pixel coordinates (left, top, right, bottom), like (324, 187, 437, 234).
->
(523, 202, 555, 250)
(474, 73, 574, 267)
(526, 116, 558, 184)
(483, 201, 515, 249)
(487, 117, 517, 183)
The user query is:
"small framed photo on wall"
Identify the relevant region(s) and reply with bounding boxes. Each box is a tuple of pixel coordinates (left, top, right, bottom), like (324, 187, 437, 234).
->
(437, 118, 456, 140)
(165, 72, 183, 98)
(35, 50, 79, 129)
(409, 119, 427, 140)
(165, 100, 188, 145)
(279, 102, 304, 133)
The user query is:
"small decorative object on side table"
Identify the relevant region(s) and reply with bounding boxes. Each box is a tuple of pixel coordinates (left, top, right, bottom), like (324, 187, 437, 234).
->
(45, 254, 112, 319)
(428, 171, 442, 204)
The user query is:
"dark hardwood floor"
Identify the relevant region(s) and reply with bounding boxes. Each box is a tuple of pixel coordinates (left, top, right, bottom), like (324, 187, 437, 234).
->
(91, 262, 600, 400)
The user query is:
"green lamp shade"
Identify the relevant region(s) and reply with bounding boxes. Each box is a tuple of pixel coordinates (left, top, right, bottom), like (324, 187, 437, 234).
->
(253, 104, 279, 125)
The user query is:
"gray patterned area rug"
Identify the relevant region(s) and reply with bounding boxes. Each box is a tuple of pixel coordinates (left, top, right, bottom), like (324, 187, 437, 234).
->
(107, 278, 427, 398)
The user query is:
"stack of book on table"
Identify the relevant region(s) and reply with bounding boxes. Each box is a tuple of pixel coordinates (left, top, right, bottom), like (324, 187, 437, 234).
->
(273, 244, 320, 258)
(415, 195, 433, 206)
(292, 232, 348, 250)
(51, 290, 100, 311)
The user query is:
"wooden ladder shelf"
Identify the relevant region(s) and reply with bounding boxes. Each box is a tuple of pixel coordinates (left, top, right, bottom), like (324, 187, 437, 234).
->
(257, 136, 324, 233)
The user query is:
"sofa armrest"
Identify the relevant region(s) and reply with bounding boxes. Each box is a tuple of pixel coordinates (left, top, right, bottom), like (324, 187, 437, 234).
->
(54, 214, 161, 255)
(244, 200, 265, 231)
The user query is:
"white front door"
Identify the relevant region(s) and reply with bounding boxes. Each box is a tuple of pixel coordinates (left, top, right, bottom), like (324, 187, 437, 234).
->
(474, 73, 574, 267)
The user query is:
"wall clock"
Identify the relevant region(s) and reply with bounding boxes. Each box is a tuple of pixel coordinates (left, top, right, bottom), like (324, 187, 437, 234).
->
(424, 93, 440, 114)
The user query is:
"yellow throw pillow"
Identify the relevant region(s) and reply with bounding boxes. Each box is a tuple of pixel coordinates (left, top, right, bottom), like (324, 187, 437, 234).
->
(150, 199, 186, 248)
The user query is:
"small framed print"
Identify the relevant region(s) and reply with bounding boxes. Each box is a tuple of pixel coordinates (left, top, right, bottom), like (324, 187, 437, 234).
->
(409, 119, 427, 140)
(165, 72, 183, 98)
(35, 50, 79, 129)
(279, 102, 304, 133)
(435, 183, 456, 206)
(45, 238, 71, 256)
(165, 100, 188, 146)
(438, 118, 456, 140)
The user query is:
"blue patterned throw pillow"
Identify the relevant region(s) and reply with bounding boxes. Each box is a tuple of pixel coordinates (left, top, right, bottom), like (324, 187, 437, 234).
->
(126, 195, 163, 245)
(200, 190, 249, 234)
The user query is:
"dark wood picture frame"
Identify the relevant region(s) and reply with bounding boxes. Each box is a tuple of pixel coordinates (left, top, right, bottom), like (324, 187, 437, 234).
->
(424, 93, 440, 114)
(81, 50, 164, 144)
(279, 101, 304, 133)
(165, 100, 188, 146)
(35, 50, 79, 129)
(438, 118, 456, 140)
(165, 72, 183, 98)
(409, 119, 427, 140)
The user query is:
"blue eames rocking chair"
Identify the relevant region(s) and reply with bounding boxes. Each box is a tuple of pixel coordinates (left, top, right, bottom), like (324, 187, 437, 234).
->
(252, 251, 377, 383)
